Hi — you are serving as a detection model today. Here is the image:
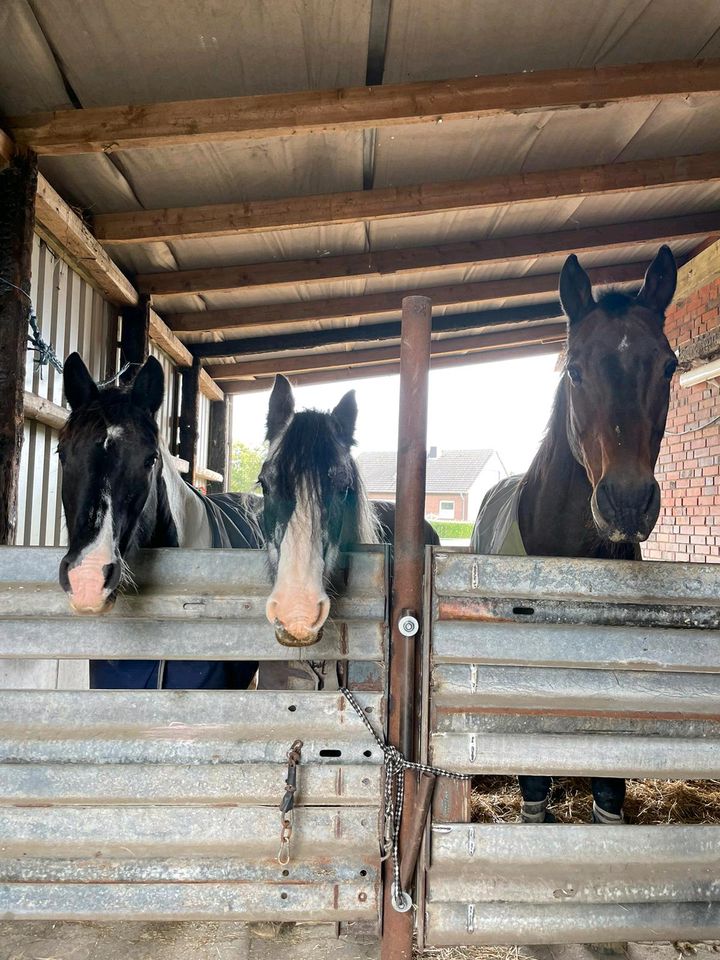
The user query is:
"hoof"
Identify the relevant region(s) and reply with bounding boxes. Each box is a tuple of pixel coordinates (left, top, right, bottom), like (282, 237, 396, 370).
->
(521, 799, 556, 823)
(591, 802, 625, 824)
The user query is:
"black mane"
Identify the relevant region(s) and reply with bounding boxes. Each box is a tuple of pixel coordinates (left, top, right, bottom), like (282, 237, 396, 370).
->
(60, 385, 158, 447)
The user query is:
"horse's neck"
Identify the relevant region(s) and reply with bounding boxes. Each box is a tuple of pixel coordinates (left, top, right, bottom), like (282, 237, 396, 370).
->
(155, 445, 212, 548)
(519, 382, 633, 559)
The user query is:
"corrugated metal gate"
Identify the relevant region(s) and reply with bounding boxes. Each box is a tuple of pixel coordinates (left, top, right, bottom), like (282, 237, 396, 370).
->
(420, 551, 720, 946)
(0, 546, 387, 925)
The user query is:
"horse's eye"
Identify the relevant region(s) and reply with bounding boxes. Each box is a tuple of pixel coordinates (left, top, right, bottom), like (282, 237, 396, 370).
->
(664, 357, 678, 379)
(567, 364, 582, 385)
(144, 453, 158, 469)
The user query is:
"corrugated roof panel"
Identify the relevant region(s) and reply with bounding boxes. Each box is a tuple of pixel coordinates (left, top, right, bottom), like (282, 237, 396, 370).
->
(28, 0, 371, 104)
(382, 0, 720, 83)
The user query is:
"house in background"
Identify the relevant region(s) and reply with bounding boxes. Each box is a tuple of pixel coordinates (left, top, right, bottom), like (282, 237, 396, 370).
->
(357, 447, 508, 522)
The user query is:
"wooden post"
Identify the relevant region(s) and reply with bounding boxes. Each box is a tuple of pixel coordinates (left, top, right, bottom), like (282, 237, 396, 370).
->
(381, 296, 432, 960)
(119, 293, 150, 384)
(207, 396, 230, 494)
(0, 150, 38, 545)
(178, 358, 201, 483)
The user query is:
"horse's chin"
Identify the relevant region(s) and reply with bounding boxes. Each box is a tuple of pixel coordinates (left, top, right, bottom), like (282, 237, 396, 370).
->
(274, 625, 324, 648)
(590, 500, 649, 545)
(67, 593, 117, 616)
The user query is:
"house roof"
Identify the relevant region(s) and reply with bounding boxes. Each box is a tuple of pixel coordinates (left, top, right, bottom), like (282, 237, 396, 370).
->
(357, 449, 495, 494)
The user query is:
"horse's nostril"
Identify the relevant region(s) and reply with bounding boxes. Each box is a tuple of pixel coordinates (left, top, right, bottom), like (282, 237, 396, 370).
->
(103, 562, 121, 591)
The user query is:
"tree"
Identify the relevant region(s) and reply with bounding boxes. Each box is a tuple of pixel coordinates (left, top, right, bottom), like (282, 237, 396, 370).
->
(229, 441, 266, 493)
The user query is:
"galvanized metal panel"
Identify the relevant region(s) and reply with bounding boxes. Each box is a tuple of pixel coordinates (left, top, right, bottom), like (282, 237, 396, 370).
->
(0, 689, 382, 741)
(0, 547, 386, 627)
(0, 806, 378, 857)
(434, 552, 720, 606)
(0, 762, 381, 806)
(433, 620, 720, 673)
(0, 881, 377, 922)
(425, 901, 720, 946)
(0, 857, 378, 884)
(0, 617, 385, 661)
(432, 664, 720, 715)
(429, 823, 720, 904)
(430, 732, 720, 778)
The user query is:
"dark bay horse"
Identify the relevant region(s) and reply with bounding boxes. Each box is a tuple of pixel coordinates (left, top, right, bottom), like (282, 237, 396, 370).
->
(58, 352, 262, 689)
(472, 245, 678, 824)
(260, 375, 439, 647)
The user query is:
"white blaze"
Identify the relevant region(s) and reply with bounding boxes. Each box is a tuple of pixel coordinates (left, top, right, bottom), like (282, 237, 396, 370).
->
(266, 490, 330, 642)
(67, 491, 117, 613)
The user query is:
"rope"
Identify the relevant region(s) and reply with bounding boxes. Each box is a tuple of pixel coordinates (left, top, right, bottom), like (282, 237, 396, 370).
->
(340, 686, 471, 913)
(0, 277, 63, 375)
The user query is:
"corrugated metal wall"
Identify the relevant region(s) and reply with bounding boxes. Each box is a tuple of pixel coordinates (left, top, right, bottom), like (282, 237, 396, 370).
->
(149, 340, 180, 454)
(17, 236, 115, 548)
(195, 392, 211, 474)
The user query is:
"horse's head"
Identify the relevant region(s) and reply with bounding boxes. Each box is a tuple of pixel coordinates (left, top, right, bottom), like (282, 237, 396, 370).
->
(560, 245, 678, 544)
(58, 353, 165, 614)
(260, 375, 375, 647)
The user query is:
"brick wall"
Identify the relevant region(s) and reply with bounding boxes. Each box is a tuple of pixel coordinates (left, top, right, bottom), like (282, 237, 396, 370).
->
(643, 278, 720, 564)
(425, 493, 467, 521)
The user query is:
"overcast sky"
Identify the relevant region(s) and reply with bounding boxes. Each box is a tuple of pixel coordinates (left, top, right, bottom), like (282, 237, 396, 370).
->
(232, 351, 562, 476)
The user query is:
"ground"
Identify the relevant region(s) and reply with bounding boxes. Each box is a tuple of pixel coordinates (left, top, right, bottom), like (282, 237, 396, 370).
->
(0, 923, 719, 960)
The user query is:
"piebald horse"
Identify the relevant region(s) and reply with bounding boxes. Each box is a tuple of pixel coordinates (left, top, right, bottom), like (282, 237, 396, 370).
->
(58, 353, 262, 689)
(260, 375, 439, 647)
(472, 245, 678, 824)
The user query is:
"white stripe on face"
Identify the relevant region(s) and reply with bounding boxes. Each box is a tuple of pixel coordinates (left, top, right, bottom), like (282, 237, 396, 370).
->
(67, 491, 117, 614)
(265, 489, 330, 644)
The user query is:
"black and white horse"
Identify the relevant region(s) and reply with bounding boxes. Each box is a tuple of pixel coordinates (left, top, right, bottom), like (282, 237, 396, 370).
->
(58, 352, 262, 689)
(259, 375, 438, 647)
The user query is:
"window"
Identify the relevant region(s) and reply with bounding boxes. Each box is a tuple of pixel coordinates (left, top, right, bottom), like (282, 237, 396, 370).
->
(439, 500, 455, 519)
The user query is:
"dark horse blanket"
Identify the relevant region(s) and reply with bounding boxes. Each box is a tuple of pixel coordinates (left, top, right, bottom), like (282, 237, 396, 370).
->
(90, 490, 263, 690)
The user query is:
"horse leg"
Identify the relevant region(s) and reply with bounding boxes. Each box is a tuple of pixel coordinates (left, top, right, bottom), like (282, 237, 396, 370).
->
(591, 777, 626, 824)
(518, 775, 554, 823)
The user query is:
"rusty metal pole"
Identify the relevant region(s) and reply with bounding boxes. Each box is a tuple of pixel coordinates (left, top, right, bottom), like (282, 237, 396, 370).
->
(381, 295, 432, 960)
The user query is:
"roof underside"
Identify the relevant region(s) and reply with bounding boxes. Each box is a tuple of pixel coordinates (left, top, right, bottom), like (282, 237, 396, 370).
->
(3, 0, 720, 391)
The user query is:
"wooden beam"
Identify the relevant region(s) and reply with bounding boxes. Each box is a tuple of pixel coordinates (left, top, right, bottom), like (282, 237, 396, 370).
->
(194, 466, 224, 486)
(139, 211, 720, 299)
(214, 322, 566, 385)
(34, 174, 138, 304)
(198, 302, 562, 363)
(226, 341, 562, 393)
(94, 152, 720, 244)
(171, 261, 644, 339)
(13, 58, 720, 155)
(0, 151, 37, 544)
(0, 130, 14, 169)
(149, 308, 192, 365)
(198, 368, 223, 402)
(178, 359, 201, 482)
(119, 295, 150, 383)
(674, 236, 720, 303)
(206, 398, 230, 494)
(23, 392, 68, 430)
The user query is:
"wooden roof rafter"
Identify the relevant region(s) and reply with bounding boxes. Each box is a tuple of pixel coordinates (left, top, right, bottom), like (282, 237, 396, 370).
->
(173, 260, 647, 341)
(93, 151, 720, 244)
(11, 57, 720, 155)
(139, 211, 720, 298)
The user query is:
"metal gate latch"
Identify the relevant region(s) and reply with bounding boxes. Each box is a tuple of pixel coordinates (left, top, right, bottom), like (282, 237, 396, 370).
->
(397, 609, 419, 637)
(278, 739, 303, 865)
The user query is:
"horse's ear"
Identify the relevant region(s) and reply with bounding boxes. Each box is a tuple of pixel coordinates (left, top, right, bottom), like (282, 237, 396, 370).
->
(332, 390, 358, 446)
(559, 254, 595, 325)
(636, 245, 677, 321)
(266, 375, 295, 441)
(63, 352, 98, 410)
(130, 356, 164, 415)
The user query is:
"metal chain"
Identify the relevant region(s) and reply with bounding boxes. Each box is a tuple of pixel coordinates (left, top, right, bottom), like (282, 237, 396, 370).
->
(277, 739, 303, 866)
(340, 686, 471, 913)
